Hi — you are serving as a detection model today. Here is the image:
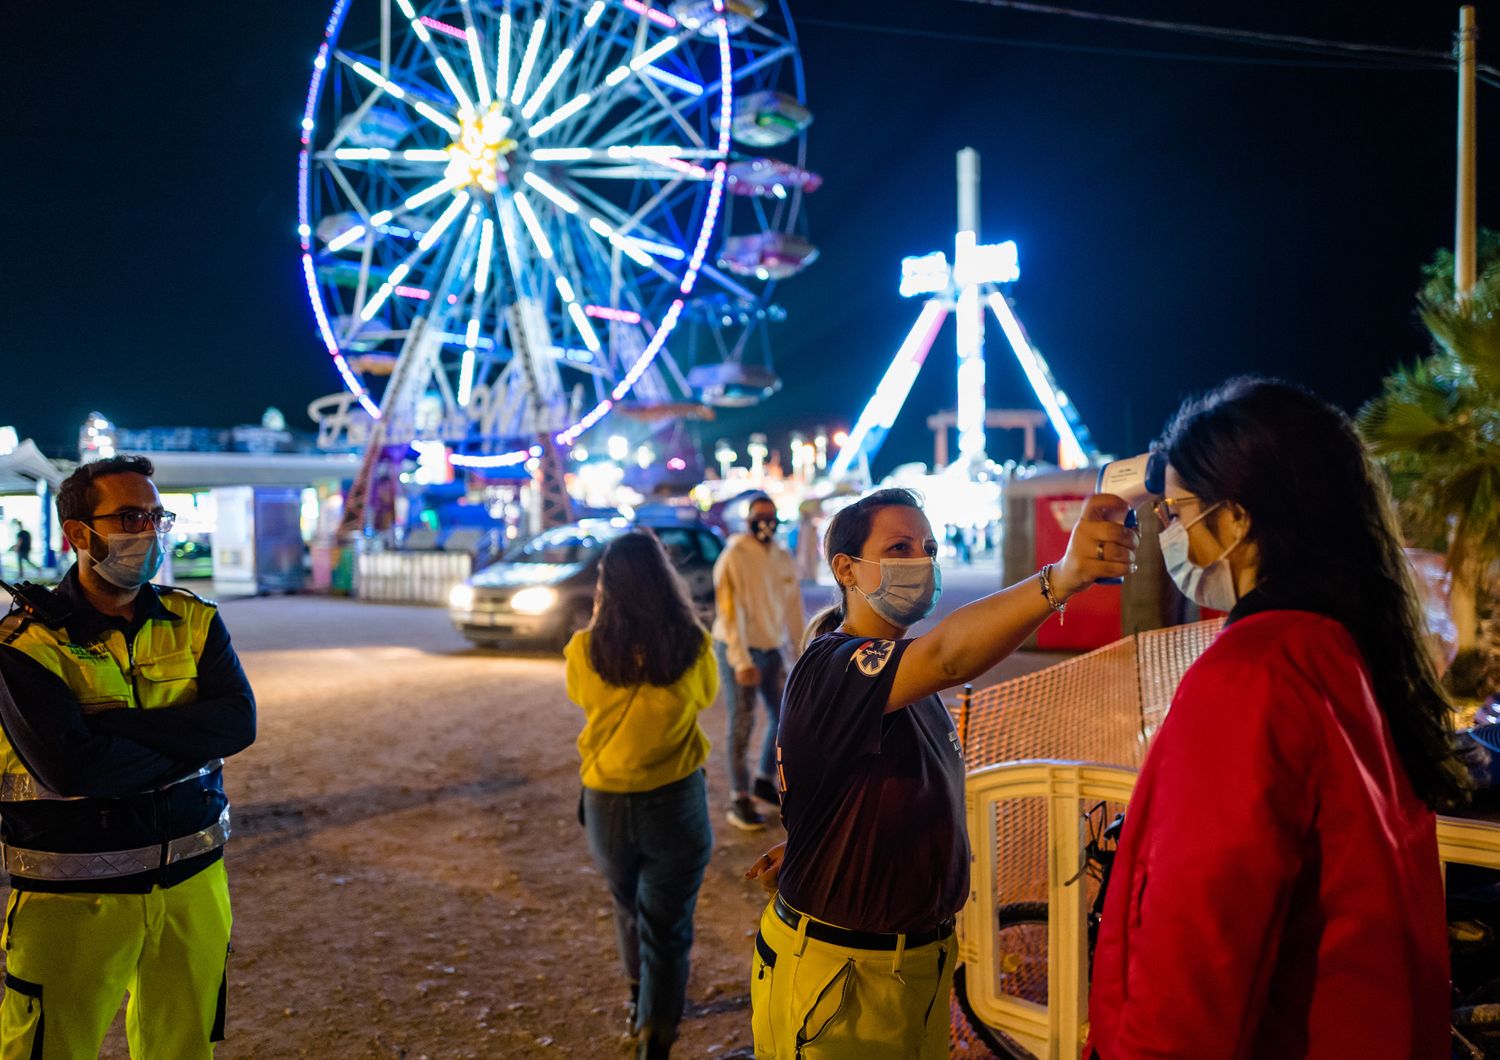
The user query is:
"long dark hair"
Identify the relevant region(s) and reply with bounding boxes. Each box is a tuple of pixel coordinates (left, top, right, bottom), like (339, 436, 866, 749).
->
(588, 530, 705, 687)
(804, 487, 925, 645)
(1158, 376, 1468, 810)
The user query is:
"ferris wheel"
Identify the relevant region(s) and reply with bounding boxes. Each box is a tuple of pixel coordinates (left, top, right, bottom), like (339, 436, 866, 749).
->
(298, 0, 817, 471)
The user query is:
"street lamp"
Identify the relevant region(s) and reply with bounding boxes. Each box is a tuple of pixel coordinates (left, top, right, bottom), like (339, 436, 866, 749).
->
(714, 440, 737, 479)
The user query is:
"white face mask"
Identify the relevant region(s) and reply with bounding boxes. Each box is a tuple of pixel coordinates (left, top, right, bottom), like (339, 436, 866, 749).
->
(1159, 502, 1243, 613)
(850, 556, 942, 627)
(83, 527, 166, 589)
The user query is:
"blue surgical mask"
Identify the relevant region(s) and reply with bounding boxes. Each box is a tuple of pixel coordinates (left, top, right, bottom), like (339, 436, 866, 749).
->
(1159, 503, 1242, 612)
(850, 556, 942, 627)
(85, 528, 166, 589)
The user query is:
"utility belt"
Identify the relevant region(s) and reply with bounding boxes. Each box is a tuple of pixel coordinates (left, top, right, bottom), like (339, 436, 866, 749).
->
(1, 807, 231, 883)
(772, 893, 955, 951)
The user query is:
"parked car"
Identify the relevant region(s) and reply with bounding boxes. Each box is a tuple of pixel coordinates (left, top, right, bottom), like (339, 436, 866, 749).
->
(448, 515, 723, 649)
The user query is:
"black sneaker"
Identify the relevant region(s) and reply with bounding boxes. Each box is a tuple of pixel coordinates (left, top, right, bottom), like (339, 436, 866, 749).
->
(726, 796, 766, 831)
(752, 776, 780, 807)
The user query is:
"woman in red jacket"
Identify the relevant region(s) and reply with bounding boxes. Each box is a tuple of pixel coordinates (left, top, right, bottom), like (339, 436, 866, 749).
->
(1087, 377, 1468, 1059)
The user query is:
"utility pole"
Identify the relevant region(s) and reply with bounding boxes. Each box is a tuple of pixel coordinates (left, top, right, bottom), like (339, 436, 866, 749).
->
(1456, 4, 1478, 300)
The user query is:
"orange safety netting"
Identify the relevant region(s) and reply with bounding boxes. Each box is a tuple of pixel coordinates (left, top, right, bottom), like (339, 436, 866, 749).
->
(949, 619, 1224, 1058)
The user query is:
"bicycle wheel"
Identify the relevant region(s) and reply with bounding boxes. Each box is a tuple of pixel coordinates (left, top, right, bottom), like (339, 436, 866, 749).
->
(951, 962, 1037, 1060)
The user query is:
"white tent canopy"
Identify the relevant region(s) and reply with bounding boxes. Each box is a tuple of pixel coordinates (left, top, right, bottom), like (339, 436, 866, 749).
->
(0, 441, 67, 494)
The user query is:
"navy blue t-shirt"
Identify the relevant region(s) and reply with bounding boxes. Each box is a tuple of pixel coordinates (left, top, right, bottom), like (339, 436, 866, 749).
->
(775, 631, 969, 934)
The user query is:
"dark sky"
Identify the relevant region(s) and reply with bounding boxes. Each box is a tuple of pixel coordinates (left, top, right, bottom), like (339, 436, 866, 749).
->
(5, 1, 1498, 475)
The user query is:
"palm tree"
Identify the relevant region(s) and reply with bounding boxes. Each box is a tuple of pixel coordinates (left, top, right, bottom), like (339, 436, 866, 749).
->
(1360, 241, 1500, 691)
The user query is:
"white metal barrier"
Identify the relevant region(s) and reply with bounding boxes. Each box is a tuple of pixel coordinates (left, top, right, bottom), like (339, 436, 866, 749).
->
(960, 759, 1500, 1058)
(354, 550, 471, 605)
(961, 760, 1136, 1058)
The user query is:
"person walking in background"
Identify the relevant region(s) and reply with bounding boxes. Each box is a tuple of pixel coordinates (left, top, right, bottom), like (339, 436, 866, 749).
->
(744, 486, 1132, 1057)
(566, 530, 719, 1060)
(9, 519, 33, 579)
(712, 493, 805, 831)
(1087, 378, 1463, 1059)
(0, 455, 256, 1058)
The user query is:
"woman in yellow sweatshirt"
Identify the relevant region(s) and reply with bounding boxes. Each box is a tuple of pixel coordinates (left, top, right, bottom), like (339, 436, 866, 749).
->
(565, 530, 719, 1060)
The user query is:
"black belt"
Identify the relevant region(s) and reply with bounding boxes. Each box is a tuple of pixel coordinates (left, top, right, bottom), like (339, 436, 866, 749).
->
(773, 894, 954, 951)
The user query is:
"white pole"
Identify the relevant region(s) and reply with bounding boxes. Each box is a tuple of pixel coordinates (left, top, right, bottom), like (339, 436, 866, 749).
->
(955, 148, 987, 462)
(958, 147, 980, 236)
(1456, 5, 1478, 300)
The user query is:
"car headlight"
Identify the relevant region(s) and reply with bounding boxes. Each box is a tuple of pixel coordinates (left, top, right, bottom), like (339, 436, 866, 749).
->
(510, 586, 559, 615)
(449, 584, 475, 610)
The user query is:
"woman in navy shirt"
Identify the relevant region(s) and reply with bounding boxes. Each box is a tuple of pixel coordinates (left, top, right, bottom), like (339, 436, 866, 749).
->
(745, 486, 1132, 1058)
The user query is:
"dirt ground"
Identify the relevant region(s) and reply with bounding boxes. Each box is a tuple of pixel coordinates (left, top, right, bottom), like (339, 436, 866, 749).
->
(2, 585, 1055, 1059)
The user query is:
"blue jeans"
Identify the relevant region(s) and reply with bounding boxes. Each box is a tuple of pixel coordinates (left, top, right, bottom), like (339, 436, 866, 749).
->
(583, 769, 713, 1043)
(713, 641, 786, 797)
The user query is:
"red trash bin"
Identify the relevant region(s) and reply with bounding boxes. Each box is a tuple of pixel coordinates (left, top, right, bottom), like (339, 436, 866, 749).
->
(1032, 493, 1122, 650)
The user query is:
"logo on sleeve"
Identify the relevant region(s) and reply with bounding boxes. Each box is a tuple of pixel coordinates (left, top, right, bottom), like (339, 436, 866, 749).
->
(853, 639, 894, 676)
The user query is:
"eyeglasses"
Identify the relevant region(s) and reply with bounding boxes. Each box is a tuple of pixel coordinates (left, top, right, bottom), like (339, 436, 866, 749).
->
(1150, 495, 1203, 530)
(85, 508, 176, 534)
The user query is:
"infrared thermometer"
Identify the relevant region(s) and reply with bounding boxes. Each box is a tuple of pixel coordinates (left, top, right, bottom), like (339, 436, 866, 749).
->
(1093, 452, 1165, 583)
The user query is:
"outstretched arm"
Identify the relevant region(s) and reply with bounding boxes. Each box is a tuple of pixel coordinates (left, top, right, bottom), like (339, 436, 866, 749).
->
(86, 612, 256, 760)
(887, 495, 1136, 710)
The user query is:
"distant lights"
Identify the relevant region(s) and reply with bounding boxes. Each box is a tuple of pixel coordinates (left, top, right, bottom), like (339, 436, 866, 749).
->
(584, 305, 642, 324)
(418, 14, 467, 41)
(622, 0, 678, 29)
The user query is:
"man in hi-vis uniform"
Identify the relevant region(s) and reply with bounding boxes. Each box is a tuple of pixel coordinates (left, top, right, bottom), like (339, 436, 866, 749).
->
(0, 455, 255, 1058)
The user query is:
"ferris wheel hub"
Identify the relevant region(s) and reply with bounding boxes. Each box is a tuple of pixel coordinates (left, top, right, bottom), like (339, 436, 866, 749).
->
(445, 104, 516, 195)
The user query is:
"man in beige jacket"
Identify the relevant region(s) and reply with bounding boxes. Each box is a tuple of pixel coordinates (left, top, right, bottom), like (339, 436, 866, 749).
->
(711, 494, 805, 830)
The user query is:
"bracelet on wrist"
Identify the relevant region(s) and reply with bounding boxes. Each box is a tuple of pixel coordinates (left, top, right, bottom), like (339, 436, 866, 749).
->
(1038, 563, 1067, 624)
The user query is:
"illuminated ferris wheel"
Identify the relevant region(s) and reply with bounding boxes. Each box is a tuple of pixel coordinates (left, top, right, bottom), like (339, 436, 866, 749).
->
(298, 0, 817, 470)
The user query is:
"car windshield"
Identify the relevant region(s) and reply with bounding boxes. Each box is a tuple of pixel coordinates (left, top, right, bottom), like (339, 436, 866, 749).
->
(504, 524, 622, 564)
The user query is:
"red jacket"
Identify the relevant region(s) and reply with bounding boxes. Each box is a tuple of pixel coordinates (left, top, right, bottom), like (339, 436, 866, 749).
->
(1087, 610, 1448, 1059)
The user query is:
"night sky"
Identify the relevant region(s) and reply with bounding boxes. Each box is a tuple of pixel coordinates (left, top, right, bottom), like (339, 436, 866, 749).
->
(6, 1, 1498, 475)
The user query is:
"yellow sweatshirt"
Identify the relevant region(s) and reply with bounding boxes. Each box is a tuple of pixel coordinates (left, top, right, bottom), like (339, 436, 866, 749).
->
(565, 629, 718, 793)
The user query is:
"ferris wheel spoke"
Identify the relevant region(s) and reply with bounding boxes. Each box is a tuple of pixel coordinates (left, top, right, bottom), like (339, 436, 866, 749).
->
(338, 53, 462, 136)
(457, 2, 492, 109)
(519, 3, 609, 122)
(389, 0, 476, 115)
(358, 191, 471, 322)
(578, 80, 709, 153)
(565, 175, 692, 263)
(510, 13, 549, 107)
(529, 27, 687, 142)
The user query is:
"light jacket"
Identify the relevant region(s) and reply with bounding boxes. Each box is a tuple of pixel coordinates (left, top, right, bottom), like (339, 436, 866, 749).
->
(1087, 609, 1448, 1059)
(710, 533, 804, 672)
(0, 571, 255, 892)
(565, 629, 717, 793)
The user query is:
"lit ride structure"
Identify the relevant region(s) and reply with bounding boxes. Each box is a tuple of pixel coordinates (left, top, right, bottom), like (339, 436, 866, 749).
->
(297, 0, 816, 529)
(830, 148, 1099, 482)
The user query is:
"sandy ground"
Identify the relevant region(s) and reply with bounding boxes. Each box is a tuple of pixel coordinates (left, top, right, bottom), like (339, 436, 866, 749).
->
(2, 566, 1061, 1058)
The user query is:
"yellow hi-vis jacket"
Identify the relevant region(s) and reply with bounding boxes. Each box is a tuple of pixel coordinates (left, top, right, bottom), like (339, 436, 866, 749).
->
(0, 576, 241, 892)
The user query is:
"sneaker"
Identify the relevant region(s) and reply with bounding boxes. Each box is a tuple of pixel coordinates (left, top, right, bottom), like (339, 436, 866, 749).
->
(752, 776, 780, 807)
(726, 796, 766, 831)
